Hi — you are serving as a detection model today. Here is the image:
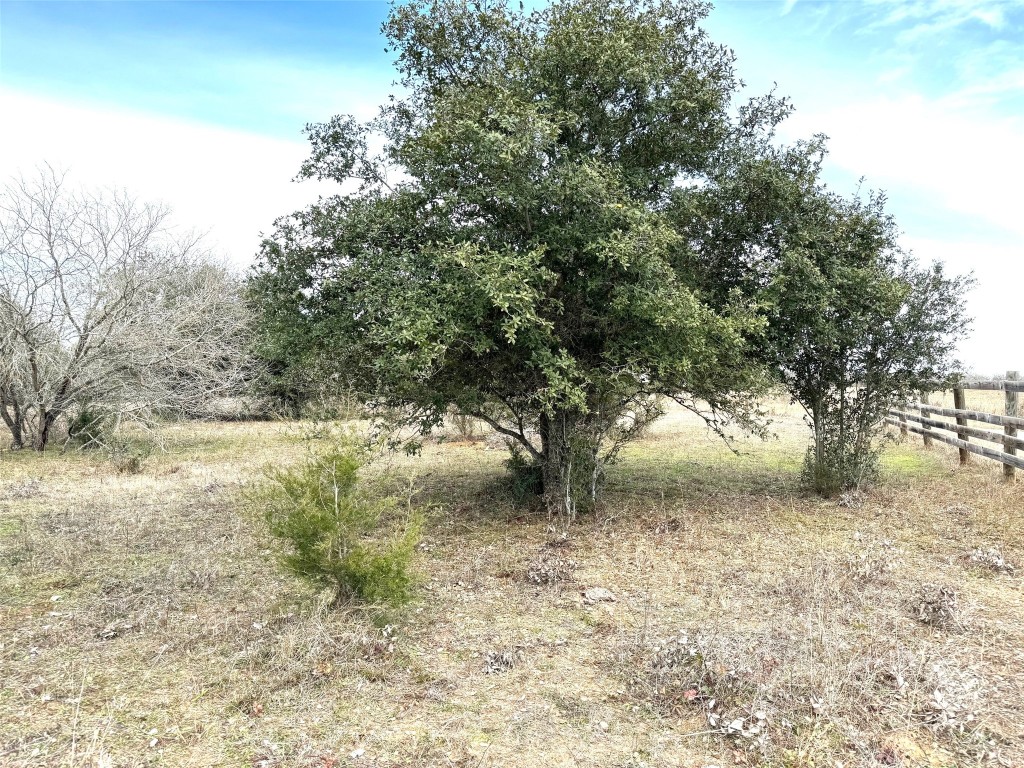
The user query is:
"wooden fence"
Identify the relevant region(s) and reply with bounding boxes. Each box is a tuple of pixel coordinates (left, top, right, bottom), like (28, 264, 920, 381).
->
(886, 370, 1022, 479)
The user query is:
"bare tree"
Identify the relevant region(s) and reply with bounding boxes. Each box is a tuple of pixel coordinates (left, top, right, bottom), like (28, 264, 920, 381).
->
(0, 166, 255, 451)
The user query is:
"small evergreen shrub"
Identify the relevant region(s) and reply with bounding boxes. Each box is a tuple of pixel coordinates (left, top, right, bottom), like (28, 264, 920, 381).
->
(503, 443, 544, 504)
(68, 407, 110, 449)
(255, 443, 421, 607)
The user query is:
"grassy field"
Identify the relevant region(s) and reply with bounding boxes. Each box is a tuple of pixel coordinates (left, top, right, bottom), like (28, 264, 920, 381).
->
(1, 399, 1022, 768)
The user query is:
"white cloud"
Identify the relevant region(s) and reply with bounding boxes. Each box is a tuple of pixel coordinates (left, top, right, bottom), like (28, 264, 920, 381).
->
(901, 237, 1023, 375)
(781, 94, 1023, 373)
(783, 93, 1024, 241)
(0, 87, 341, 268)
(867, 0, 1015, 36)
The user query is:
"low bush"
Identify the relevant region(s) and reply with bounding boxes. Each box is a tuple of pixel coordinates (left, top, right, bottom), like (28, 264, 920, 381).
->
(67, 407, 110, 449)
(106, 439, 152, 474)
(801, 430, 882, 497)
(253, 441, 421, 607)
(503, 443, 544, 505)
(447, 410, 480, 441)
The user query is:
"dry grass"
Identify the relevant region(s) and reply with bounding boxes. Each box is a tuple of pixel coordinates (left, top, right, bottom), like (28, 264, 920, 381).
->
(1, 403, 1022, 767)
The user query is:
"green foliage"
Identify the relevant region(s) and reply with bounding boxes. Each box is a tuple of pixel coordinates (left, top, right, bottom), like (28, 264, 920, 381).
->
(255, 443, 421, 606)
(67, 407, 109, 449)
(800, 432, 881, 497)
(248, 1, 974, 506)
(502, 442, 544, 505)
(765, 191, 972, 495)
(250, 0, 790, 518)
(250, 344, 365, 421)
(675, 115, 972, 496)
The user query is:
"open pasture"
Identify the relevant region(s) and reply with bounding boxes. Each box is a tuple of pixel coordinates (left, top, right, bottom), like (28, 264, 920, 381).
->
(1, 401, 1022, 767)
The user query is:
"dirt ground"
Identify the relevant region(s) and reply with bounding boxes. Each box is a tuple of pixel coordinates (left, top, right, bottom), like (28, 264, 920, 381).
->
(1, 398, 1022, 768)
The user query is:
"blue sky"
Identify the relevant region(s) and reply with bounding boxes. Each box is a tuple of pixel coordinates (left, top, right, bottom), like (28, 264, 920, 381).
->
(1, 1, 394, 134)
(1, 0, 1022, 373)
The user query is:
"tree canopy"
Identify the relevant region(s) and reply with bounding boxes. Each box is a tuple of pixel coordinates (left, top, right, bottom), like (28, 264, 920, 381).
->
(251, 0, 969, 513)
(764, 191, 972, 493)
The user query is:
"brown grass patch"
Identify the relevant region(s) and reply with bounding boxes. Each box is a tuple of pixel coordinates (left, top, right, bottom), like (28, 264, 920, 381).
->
(1, 407, 1022, 767)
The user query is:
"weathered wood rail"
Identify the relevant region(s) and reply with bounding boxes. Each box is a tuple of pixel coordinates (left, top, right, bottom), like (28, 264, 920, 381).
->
(886, 370, 1021, 479)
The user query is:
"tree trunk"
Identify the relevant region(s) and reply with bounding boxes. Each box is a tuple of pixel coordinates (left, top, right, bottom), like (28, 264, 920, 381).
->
(541, 417, 574, 522)
(3, 415, 24, 450)
(538, 409, 601, 523)
(812, 407, 824, 470)
(32, 410, 57, 452)
(10, 420, 24, 450)
(538, 412, 551, 477)
(0, 393, 25, 450)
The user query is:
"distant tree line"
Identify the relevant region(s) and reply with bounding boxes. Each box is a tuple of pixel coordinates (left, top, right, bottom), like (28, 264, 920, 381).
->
(0, 166, 255, 452)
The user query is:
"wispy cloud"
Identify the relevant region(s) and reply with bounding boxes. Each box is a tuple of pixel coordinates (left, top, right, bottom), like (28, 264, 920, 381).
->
(0, 88, 338, 266)
(707, 0, 1024, 371)
(784, 93, 1024, 240)
(0, 1, 394, 138)
(867, 0, 1016, 34)
(4, 46, 388, 139)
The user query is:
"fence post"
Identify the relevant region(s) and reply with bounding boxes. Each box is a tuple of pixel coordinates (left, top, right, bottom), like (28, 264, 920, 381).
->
(899, 410, 908, 438)
(920, 391, 933, 448)
(953, 387, 969, 464)
(1005, 371, 1019, 481)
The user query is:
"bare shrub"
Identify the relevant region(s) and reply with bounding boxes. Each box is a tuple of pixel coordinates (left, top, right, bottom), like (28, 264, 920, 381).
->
(0, 166, 256, 452)
(484, 647, 523, 674)
(447, 410, 480, 441)
(837, 489, 865, 508)
(845, 534, 903, 584)
(525, 551, 578, 585)
(631, 623, 990, 767)
(0, 478, 42, 500)
(856, 649, 984, 737)
(965, 546, 1016, 575)
(941, 502, 976, 520)
(923, 677, 983, 735)
(639, 632, 770, 753)
(913, 583, 963, 630)
(106, 440, 152, 475)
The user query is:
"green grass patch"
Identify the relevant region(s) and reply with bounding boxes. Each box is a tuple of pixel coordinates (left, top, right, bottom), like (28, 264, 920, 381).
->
(880, 442, 947, 477)
(0, 516, 23, 537)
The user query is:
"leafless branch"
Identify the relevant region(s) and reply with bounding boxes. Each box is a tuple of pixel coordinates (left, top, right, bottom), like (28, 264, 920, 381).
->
(0, 166, 259, 451)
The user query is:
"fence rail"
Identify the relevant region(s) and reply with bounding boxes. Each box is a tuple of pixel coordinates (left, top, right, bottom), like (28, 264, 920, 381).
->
(892, 411, 1024, 450)
(888, 370, 1020, 479)
(902, 402, 1024, 431)
(958, 378, 1024, 393)
(884, 418, 1024, 471)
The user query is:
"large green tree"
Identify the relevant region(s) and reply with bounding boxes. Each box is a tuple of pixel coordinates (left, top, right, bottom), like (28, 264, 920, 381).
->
(675, 136, 972, 495)
(764, 191, 972, 494)
(252, 0, 828, 517)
